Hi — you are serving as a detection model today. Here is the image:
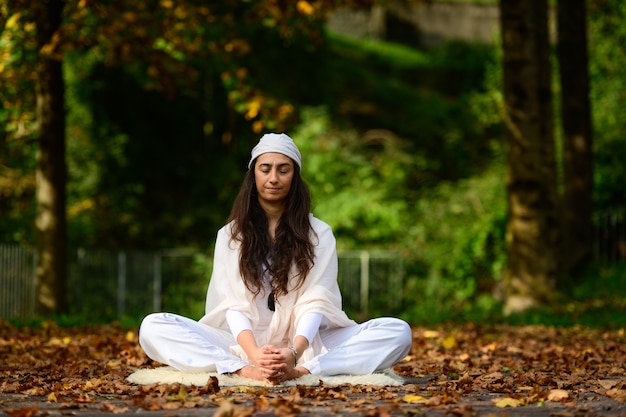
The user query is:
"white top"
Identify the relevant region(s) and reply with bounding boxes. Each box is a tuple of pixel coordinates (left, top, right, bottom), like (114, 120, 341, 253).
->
(226, 308, 323, 345)
(200, 215, 356, 363)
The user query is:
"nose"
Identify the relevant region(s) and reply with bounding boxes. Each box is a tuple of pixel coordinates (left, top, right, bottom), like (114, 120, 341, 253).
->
(268, 168, 279, 183)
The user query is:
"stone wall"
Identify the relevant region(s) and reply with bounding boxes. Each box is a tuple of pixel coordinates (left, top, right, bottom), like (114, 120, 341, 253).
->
(327, 1, 500, 47)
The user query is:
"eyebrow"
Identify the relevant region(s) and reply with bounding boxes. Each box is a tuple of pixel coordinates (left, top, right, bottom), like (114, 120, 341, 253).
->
(258, 162, 292, 168)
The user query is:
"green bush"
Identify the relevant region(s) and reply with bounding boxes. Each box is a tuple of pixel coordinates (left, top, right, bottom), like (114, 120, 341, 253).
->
(588, 0, 626, 213)
(400, 158, 507, 324)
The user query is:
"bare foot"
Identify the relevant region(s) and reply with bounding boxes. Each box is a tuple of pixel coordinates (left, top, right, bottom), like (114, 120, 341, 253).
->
(236, 365, 288, 385)
(235, 365, 265, 381)
(236, 365, 310, 385)
(282, 365, 310, 382)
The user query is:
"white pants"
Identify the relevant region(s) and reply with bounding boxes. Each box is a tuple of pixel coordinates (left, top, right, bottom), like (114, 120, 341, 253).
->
(139, 312, 412, 376)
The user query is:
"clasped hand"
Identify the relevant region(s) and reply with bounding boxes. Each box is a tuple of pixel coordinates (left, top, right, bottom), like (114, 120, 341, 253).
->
(251, 344, 295, 383)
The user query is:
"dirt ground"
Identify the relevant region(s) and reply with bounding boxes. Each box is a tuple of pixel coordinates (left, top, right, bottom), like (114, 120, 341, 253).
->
(2, 322, 626, 416)
(2, 376, 626, 417)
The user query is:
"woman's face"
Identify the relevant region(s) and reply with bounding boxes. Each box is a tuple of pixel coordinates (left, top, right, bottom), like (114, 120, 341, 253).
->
(254, 152, 295, 206)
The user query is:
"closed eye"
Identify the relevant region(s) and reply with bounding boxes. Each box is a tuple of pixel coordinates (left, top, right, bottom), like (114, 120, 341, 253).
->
(258, 165, 291, 174)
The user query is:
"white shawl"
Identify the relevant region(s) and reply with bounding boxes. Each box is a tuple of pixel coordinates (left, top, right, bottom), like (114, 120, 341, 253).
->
(199, 215, 356, 363)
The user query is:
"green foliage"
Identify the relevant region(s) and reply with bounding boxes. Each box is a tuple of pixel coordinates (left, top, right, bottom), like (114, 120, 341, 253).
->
(64, 249, 212, 323)
(294, 108, 412, 248)
(160, 253, 212, 320)
(63, 56, 250, 248)
(2, 2, 506, 322)
(500, 263, 626, 329)
(327, 31, 433, 69)
(64, 52, 101, 243)
(588, 0, 626, 213)
(0, 5, 38, 245)
(401, 157, 508, 323)
(398, 38, 508, 324)
(291, 89, 506, 322)
(325, 35, 499, 185)
(2, 0, 625, 325)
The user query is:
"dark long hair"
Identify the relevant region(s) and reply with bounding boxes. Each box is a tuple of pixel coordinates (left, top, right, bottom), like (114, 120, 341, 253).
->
(228, 159, 315, 301)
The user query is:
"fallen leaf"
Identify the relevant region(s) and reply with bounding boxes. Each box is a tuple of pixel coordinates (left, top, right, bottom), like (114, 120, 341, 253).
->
(506, 346, 523, 353)
(2, 322, 626, 416)
(481, 342, 497, 352)
(607, 389, 626, 403)
(423, 330, 440, 338)
(597, 379, 619, 390)
(494, 397, 521, 408)
(214, 400, 253, 417)
(373, 405, 392, 417)
(206, 375, 220, 392)
(479, 371, 503, 384)
(83, 378, 102, 390)
(254, 396, 270, 411)
(161, 401, 182, 410)
(2, 408, 39, 417)
(100, 403, 131, 414)
(402, 394, 429, 403)
(166, 385, 188, 402)
(547, 389, 570, 402)
(23, 387, 47, 396)
(442, 335, 457, 349)
(74, 393, 94, 403)
(447, 404, 475, 417)
(427, 395, 444, 406)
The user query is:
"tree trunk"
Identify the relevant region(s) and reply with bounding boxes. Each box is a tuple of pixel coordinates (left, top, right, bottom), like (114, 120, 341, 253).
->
(500, 0, 560, 314)
(557, 0, 593, 279)
(34, 0, 68, 315)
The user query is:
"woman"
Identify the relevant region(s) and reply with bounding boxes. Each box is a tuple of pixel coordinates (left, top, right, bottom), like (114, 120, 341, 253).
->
(139, 133, 412, 384)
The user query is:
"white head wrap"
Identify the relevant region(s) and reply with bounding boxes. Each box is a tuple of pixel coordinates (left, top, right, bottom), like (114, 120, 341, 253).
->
(248, 133, 302, 170)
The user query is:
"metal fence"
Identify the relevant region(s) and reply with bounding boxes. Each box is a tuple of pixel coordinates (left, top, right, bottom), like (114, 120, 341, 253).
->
(0, 244, 36, 321)
(66, 248, 211, 321)
(0, 246, 403, 322)
(594, 212, 626, 265)
(337, 250, 403, 319)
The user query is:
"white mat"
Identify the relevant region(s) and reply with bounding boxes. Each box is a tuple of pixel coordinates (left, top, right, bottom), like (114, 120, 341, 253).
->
(127, 366, 405, 387)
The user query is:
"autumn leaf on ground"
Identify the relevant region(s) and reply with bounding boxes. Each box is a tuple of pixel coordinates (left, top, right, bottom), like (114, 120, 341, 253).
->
(2, 409, 40, 417)
(547, 389, 570, 402)
(442, 334, 457, 349)
(606, 388, 626, 403)
(597, 379, 620, 390)
(422, 330, 440, 338)
(206, 375, 220, 392)
(271, 396, 302, 416)
(1, 322, 626, 415)
(214, 400, 253, 417)
(99, 402, 131, 414)
(253, 396, 270, 412)
(477, 371, 503, 385)
(402, 394, 429, 403)
(447, 404, 475, 417)
(494, 397, 522, 408)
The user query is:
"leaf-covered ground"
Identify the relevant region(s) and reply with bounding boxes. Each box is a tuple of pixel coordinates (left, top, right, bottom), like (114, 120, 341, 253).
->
(1, 321, 625, 416)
